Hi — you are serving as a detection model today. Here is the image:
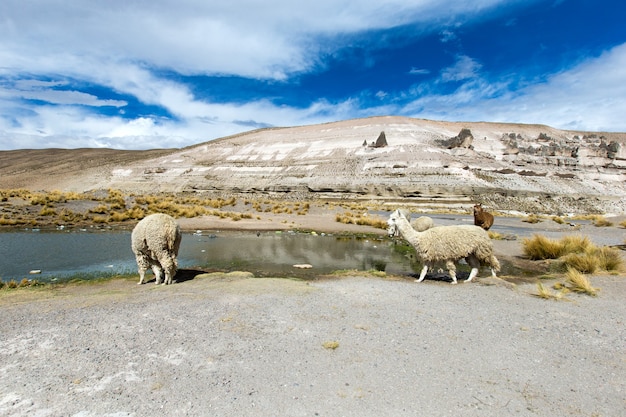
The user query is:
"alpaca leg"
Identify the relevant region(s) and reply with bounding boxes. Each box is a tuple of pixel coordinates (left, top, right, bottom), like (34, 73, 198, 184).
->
(466, 268, 478, 282)
(163, 266, 174, 285)
(151, 264, 163, 285)
(465, 255, 480, 282)
(446, 260, 457, 284)
(490, 255, 500, 278)
(159, 255, 177, 285)
(416, 265, 428, 282)
(135, 255, 150, 285)
(137, 268, 147, 285)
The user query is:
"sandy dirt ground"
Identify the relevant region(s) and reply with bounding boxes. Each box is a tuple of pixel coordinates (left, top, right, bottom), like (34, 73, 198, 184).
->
(1, 213, 625, 417)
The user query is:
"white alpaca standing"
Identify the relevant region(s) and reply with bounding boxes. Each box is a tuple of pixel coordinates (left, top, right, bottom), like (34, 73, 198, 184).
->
(131, 213, 182, 285)
(388, 209, 500, 284)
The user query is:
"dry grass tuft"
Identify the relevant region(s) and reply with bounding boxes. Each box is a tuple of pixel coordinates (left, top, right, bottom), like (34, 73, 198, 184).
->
(560, 235, 592, 253)
(561, 252, 599, 274)
(534, 282, 568, 300)
(523, 234, 623, 273)
(335, 212, 387, 229)
(564, 268, 599, 296)
(522, 214, 542, 224)
(522, 235, 566, 260)
(322, 341, 340, 350)
(561, 245, 623, 274)
(39, 207, 57, 216)
(488, 231, 503, 240)
(592, 246, 623, 272)
(551, 216, 565, 224)
(592, 216, 613, 227)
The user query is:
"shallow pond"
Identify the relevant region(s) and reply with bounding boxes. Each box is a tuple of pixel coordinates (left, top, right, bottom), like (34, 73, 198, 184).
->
(1, 214, 612, 284)
(0, 229, 419, 283)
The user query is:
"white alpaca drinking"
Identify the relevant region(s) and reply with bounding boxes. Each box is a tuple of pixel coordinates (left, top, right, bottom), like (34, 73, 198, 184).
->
(131, 213, 182, 285)
(388, 209, 500, 284)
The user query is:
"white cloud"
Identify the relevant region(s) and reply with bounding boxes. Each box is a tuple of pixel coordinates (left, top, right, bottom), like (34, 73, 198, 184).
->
(440, 55, 483, 82)
(409, 68, 431, 75)
(0, 0, 621, 150)
(403, 43, 626, 132)
(0, 0, 514, 79)
(1, 86, 126, 107)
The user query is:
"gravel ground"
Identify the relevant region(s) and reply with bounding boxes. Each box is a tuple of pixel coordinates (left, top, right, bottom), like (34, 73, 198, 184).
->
(1, 270, 624, 417)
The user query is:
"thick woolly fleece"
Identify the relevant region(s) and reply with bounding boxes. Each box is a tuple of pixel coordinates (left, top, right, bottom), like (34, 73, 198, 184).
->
(131, 213, 182, 285)
(388, 209, 500, 283)
(397, 209, 434, 232)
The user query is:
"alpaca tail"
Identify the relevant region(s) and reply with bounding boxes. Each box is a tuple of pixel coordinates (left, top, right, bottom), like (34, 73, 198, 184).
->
(163, 222, 180, 251)
(475, 243, 500, 273)
(490, 254, 501, 273)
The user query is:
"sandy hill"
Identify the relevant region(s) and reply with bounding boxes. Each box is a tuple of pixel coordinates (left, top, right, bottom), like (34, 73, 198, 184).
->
(1, 116, 625, 214)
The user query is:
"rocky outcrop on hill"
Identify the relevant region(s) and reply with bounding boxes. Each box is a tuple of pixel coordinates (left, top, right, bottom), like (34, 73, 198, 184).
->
(1, 116, 625, 214)
(441, 128, 474, 149)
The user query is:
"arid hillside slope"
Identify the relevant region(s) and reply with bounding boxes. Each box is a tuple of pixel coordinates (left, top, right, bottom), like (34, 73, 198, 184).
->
(1, 116, 625, 214)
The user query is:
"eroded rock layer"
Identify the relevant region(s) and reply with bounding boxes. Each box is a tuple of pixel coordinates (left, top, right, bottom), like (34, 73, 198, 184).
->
(1, 116, 625, 214)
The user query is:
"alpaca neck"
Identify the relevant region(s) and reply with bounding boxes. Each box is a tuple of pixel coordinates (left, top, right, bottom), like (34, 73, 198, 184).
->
(395, 216, 421, 245)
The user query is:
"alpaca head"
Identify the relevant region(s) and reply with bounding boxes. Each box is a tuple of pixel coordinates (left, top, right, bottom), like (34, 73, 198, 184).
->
(387, 209, 406, 237)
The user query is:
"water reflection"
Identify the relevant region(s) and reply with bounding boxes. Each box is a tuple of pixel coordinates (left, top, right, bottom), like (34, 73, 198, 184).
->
(3, 214, 604, 283)
(0, 230, 418, 282)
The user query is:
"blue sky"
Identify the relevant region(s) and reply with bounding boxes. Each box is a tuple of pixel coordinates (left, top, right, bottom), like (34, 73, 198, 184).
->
(1, 0, 625, 150)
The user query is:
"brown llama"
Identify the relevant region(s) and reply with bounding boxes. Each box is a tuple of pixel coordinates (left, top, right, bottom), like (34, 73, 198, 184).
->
(473, 203, 494, 231)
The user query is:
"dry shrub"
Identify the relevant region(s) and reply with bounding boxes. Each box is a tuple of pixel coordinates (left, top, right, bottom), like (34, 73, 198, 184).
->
(109, 212, 130, 222)
(522, 235, 566, 260)
(0, 189, 30, 199)
(561, 252, 598, 274)
(89, 204, 109, 214)
(522, 214, 542, 224)
(355, 216, 387, 228)
(521, 232, 622, 273)
(335, 213, 352, 224)
(565, 268, 599, 296)
(29, 193, 51, 206)
(593, 246, 623, 272)
(488, 231, 503, 240)
(0, 217, 18, 226)
(335, 212, 386, 229)
(0, 278, 43, 290)
(206, 210, 252, 221)
(125, 206, 146, 220)
(560, 244, 622, 274)
(178, 206, 208, 218)
(39, 207, 57, 216)
(134, 195, 158, 205)
(534, 282, 568, 301)
(19, 278, 39, 288)
(59, 208, 85, 223)
(104, 189, 126, 207)
(619, 220, 626, 228)
(322, 341, 340, 350)
(592, 216, 613, 227)
(522, 234, 620, 273)
(560, 235, 592, 254)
